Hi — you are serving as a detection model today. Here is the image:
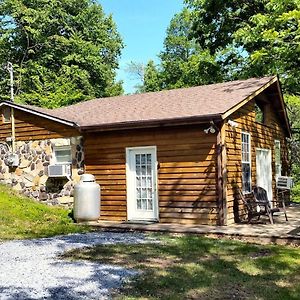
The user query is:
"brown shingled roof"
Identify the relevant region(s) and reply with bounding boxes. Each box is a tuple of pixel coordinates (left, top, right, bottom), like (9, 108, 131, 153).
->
(48, 76, 276, 128)
(7, 76, 278, 129)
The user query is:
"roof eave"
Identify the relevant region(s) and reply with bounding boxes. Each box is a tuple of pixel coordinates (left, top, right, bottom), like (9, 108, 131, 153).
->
(0, 101, 79, 128)
(79, 114, 223, 132)
(275, 75, 292, 138)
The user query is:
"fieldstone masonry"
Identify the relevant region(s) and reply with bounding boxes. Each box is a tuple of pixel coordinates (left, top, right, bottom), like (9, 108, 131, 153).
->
(0, 136, 85, 206)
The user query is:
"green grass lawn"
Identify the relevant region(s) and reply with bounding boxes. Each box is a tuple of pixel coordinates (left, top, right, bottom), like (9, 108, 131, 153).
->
(64, 235, 300, 300)
(0, 184, 88, 240)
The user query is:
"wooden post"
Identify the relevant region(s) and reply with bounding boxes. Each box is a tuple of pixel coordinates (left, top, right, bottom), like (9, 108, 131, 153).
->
(217, 123, 227, 226)
(7, 62, 16, 152)
(11, 108, 16, 152)
(221, 123, 228, 225)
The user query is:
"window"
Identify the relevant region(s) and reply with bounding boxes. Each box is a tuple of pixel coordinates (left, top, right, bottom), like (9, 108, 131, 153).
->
(274, 140, 281, 178)
(2, 107, 11, 123)
(255, 102, 265, 123)
(241, 132, 251, 193)
(54, 146, 72, 164)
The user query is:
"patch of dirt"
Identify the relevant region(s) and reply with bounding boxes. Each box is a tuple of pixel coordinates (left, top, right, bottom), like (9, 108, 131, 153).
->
(144, 256, 181, 268)
(186, 283, 251, 300)
(276, 274, 300, 288)
(249, 249, 272, 259)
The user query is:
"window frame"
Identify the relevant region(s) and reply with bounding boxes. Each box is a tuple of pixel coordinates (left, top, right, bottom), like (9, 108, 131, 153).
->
(2, 107, 11, 123)
(241, 132, 252, 194)
(255, 102, 265, 124)
(274, 139, 282, 178)
(53, 145, 72, 165)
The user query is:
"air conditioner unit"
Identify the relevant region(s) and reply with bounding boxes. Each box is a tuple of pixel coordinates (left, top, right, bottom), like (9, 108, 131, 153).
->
(276, 176, 293, 190)
(48, 164, 71, 178)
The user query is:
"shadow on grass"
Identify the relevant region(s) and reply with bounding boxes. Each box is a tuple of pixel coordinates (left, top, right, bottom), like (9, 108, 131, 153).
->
(64, 235, 300, 300)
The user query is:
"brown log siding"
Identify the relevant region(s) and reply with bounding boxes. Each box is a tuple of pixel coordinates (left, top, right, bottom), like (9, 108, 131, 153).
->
(225, 96, 289, 224)
(84, 125, 218, 225)
(0, 108, 79, 141)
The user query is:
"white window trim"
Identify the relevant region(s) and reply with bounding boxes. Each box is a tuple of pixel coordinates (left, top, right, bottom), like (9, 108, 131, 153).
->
(274, 139, 282, 178)
(53, 145, 72, 165)
(241, 132, 252, 194)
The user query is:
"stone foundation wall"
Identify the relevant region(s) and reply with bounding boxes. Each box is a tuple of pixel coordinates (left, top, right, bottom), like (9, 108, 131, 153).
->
(0, 137, 85, 206)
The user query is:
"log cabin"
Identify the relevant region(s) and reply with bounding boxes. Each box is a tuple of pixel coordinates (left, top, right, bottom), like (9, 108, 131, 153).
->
(0, 76, 291, 225)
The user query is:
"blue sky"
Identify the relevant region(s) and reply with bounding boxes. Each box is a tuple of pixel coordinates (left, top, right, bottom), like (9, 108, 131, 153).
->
(100, 0, 184, 94)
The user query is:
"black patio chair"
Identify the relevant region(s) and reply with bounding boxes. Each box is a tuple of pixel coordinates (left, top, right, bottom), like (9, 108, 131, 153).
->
(253, 186, 288, 223)
(236, 188, 273, 224)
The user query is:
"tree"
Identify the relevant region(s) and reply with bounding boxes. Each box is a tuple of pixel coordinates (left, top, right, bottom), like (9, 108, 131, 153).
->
(142, 8, 223, 92)
(286, 95, 300, 185)
(233, 0, 300, 95)
(143, 60, 162, 92)
(124, 61, 146, 93)
(186, 0, 300, 95)
(185, 0, 266, 54)
(0, 0, 123, 108)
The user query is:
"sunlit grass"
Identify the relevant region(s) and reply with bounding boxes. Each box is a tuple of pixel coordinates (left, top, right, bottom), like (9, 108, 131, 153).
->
(0, 184, 89, 240)
(64, 235, 300, 300)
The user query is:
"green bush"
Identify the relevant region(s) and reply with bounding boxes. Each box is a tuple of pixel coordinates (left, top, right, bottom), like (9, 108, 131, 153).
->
(291, 182, 300, 203)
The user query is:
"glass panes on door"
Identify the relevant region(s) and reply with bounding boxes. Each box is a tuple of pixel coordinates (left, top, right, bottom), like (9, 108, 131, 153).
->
(135, 153, 153, 211)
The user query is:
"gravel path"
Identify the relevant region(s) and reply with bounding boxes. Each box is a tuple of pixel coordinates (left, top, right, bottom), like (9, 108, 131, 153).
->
(0, 232, 154, 300)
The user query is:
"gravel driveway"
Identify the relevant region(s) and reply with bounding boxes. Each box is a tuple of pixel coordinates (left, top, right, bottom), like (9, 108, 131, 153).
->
(0, 232, 154, 300)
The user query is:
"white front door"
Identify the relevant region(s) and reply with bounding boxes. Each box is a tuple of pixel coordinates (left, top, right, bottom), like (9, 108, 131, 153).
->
(126, 146, 158, 221)
(256, 148, 273, 202)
